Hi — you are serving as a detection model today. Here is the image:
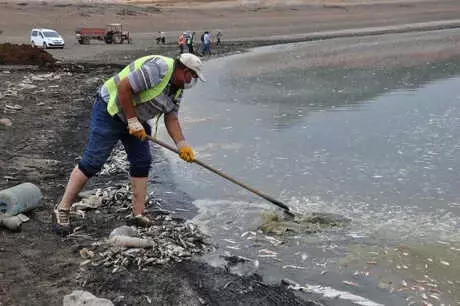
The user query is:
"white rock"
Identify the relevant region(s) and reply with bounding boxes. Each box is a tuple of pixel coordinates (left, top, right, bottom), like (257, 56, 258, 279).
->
(109, 235, 155, 248)
(63, 290, 114, 306)
(109, 225, 137, 239)
(0, 118, 12, 127)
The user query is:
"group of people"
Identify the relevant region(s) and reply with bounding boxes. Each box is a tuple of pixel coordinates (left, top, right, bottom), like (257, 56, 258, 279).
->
(156, 31, 166, 44)
(177, 30, 222, 56)
(177, 31, 195, 54)
(155, 30, 223, 57)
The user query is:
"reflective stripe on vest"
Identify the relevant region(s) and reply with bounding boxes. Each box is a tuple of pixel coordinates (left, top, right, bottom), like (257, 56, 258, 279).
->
(105, 55, 177, 116)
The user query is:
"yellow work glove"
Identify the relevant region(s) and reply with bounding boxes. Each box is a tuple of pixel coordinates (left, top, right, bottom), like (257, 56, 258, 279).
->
(127, 117, 147, 141)
(177, 140, 195, 162)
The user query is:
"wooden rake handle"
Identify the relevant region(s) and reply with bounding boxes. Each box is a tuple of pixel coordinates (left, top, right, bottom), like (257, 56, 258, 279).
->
(145, 135, 295, 217)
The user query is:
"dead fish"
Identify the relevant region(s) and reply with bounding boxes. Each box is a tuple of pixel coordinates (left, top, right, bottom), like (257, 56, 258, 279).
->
(342, 280, 359, 287)
(258, 249, 278, 255)
(440, 260, 450, 266)
(73, 179, 214, 272)
(264, 235, 283, 246)
(226, 246, 240, 250)
(144, 295, 152, 304)
(367, 261, 377, 265)
(79, 248, 95, 259)
(5, 104, 23, 110)
(428, 294, 440, 301)
(282, 265, 306, 270)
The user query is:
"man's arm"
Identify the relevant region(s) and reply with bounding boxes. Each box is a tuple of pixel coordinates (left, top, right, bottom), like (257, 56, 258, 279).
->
(118, 78, 146, 140)
(118, 78, 135, 119)
(164, 112, 185, 144)
(164, 112, 194, 162)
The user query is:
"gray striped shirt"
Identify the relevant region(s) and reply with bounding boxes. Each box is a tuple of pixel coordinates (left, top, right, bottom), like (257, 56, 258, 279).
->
(99, 57, 182, 123)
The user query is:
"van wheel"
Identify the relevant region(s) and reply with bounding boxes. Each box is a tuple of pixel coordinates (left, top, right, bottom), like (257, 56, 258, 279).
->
(31, 41, 36, 47)
(42, 42, 47, 49)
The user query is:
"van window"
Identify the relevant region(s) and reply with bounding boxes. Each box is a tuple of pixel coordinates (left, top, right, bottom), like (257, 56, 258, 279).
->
(43, 31, 59, 38)
(32, 31, 38, 37)
(39, 32, 44, 38)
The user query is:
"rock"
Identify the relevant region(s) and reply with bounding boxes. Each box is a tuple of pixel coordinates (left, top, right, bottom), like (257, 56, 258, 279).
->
(0, 118, 12, 127)
(109, 235, 155, 248)
(109, 225, 137, 239)
(63, 290, 113, 306)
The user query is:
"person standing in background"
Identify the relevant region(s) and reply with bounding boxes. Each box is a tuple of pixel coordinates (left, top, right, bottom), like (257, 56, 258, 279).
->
(156, 31, 166, 44)
(216, 30, 222, 47)
(187, 31, 195, 54)
(177, 33, 186, 54)
(201, 31, 212, 56)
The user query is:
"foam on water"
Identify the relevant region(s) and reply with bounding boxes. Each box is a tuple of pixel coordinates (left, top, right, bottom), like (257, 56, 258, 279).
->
(287, 196, 460, 244)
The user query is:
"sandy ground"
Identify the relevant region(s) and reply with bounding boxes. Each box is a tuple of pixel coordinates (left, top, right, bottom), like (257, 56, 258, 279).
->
(1, 0, 460, 305)
(1, 0, 459, 65)
(1, 0, 460, 46)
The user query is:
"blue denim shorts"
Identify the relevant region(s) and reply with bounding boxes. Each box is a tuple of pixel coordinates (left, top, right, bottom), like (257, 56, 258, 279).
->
(78, 95, 152, 178)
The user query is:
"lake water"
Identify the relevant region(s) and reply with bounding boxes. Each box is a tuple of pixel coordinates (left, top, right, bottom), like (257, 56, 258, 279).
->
(153, 42, 460, 305)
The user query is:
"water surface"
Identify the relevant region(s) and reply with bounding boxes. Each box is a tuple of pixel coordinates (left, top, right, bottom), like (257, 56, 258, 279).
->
(153, 42, 460, 305)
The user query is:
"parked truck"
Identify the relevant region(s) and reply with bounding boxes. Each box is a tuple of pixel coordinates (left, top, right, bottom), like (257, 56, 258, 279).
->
(75, 24, 131, 45)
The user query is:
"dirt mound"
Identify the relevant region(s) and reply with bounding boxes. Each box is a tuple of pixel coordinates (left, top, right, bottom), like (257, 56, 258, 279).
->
(0, 43, 56, 66)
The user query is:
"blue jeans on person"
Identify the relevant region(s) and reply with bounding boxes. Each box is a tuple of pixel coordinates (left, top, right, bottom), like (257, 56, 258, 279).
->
(78, 95, 152, 178)
(201, 43, 211, 55)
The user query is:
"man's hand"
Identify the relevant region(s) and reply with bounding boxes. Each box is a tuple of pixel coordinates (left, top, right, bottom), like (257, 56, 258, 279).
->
(177, 140, 195, 162)
(128, 117, 147, 140)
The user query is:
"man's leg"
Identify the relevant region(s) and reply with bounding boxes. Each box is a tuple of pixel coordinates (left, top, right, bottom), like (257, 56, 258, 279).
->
(121, 123, 152, 226)
(58, 166, 89, 211)
(130, 176, 148, 216)
(54, 97, 124, 232)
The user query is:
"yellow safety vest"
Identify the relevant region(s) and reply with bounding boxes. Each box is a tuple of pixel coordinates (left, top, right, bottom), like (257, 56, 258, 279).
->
(105, 55, 181, 116)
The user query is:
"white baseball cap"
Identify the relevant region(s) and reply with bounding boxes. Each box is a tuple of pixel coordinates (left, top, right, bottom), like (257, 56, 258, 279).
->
(178, 53, 206, 82)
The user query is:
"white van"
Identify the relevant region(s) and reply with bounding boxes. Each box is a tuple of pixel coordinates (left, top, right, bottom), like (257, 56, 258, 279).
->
(30, 28, 65, 49)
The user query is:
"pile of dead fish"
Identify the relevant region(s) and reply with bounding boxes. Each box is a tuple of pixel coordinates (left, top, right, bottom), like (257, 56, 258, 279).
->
(80, 220, 213, 273)
(74, 185, 213, 273)
(72, 184, 133, 216)
(99, 146, 129, 176)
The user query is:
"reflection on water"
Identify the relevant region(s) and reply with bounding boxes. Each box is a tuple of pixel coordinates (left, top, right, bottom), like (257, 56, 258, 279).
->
(222, 56, 460, 130)
(156, 43, 460, 305)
